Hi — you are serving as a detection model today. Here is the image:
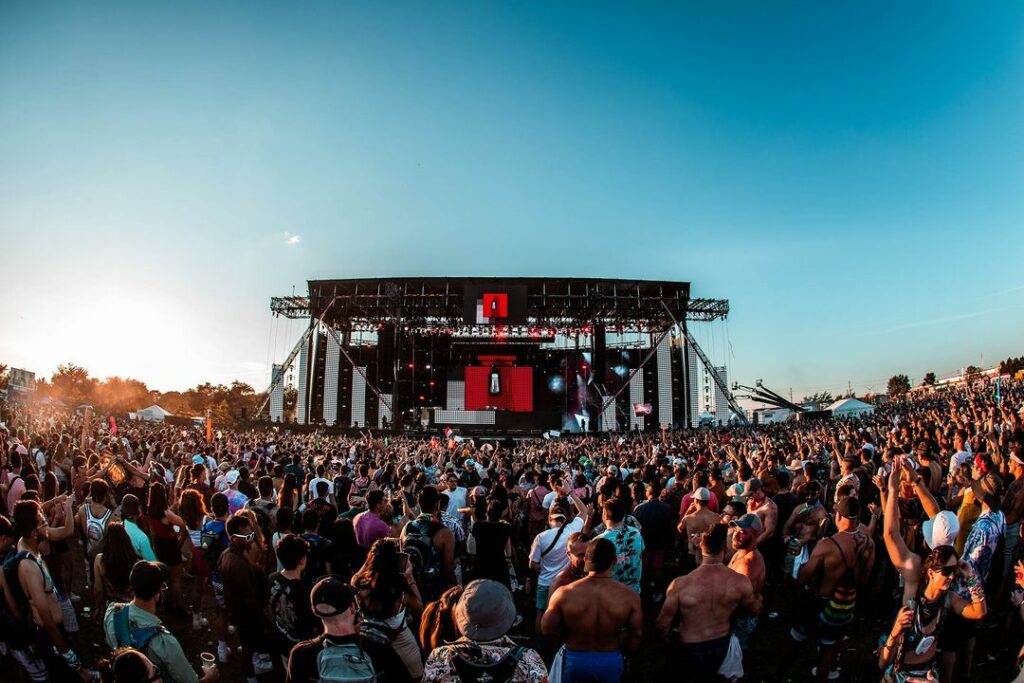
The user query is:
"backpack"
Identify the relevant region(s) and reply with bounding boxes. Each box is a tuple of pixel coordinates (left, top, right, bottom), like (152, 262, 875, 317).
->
(85, 506, 112, 557)
(401, 519, 441, 599)
(246, 499, 277, 541)
(110, 603, 169, 654)
(2, 550, 33, 614)
(317, 639, 377, 683)
(200, 519, 228, 567)
(300, 532, 329, 583)
(451, 644, 524, 683)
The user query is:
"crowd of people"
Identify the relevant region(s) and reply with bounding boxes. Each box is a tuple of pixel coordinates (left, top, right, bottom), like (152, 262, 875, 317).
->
(1, 377, 1023, 683)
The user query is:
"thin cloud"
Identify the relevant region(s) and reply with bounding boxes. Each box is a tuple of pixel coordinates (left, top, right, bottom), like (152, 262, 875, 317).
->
(284, 231, 301, 246)
(867, 303, 1023, 336)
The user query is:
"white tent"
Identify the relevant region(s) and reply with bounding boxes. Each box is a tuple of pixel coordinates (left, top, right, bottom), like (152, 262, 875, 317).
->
(133, 404, 173, 422)
(827, 398, 875, 419)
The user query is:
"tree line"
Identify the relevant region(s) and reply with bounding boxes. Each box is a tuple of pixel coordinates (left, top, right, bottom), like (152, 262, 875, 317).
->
(0, 362, 296, 422)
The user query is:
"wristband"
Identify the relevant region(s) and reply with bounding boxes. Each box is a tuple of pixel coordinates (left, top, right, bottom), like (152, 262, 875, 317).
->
(964, 567, 985, 602)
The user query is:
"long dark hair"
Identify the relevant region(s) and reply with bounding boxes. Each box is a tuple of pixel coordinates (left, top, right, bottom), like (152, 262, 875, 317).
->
(280, 473, 298, 509)
(147, 483, 169, 519)
(178, 488, 207, 530)
(354, 538, 407, 613)
(101, 523, 140, 591)
(419, 585, 464, 653)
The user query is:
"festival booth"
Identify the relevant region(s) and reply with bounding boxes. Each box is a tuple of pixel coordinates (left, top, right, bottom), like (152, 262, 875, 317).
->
(131, 404, 173, 422)
(827, 398, 875, 419)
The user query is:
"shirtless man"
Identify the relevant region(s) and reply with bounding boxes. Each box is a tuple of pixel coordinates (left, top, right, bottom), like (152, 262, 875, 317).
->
(728, 514, 765, 649)
(678, 487, 720, 572)
(548, 532, 590, 596)
(782, 481, 827, 577)
(542, 538, 642, 683)
(793, 496, 875, 682)
(657, 524, 761, 681)
(8, 498, 87, 681)
(1001, 450, 1024, 582)
(746, 478, 777, 546)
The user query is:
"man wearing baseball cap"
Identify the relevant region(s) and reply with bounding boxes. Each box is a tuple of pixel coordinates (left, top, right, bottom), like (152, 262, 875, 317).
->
(677, 486, 720, 572)
(286, 577, 409, 683)
(541, 538, 642, 683)
(792, 496, 875, 682)
(423, 579, 547, 683)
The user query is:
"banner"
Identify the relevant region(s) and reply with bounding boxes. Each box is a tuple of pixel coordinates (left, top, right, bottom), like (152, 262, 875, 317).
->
(8, 368, 36, 391)
(206, 409, 213, 442)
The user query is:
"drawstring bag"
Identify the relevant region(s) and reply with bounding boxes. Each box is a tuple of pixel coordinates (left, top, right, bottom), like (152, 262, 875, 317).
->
(792, 544, 810, 579)
(549, 645, 565, 683)
(717, 634, 743, 681)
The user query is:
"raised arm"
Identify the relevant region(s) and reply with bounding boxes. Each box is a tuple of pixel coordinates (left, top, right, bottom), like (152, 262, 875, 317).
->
(883, 462, 919, 580)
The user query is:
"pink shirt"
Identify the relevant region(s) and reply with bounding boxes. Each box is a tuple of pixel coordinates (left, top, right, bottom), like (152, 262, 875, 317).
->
(6, 474, 26, 515)
(353, 510, 390, 549)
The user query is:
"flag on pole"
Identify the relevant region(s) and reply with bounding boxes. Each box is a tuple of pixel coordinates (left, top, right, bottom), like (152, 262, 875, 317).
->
(444, 426, 453, 440)
(206, 409, 213, 443)
(109, 415, 118, 436)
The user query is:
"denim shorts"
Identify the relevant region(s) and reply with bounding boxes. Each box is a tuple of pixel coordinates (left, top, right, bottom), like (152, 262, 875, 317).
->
(535, 584, 551, 610)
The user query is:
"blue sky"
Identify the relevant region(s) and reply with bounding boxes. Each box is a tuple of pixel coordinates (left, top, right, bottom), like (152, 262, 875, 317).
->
(2, 2, 1023, 400)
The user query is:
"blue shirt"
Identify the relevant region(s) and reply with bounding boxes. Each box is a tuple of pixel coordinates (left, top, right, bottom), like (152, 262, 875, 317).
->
(124, 519, 157, 561)
(597, 524, 645, 593)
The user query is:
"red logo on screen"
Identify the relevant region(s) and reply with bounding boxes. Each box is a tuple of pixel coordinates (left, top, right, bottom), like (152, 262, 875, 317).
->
(482, 292, 508, 319)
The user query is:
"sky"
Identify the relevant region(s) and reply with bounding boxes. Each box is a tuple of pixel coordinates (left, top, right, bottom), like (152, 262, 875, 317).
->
(2, 1, 1023, 402)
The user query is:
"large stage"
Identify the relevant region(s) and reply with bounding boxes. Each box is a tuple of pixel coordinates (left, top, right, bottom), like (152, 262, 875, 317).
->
(263, 277, 731, 434)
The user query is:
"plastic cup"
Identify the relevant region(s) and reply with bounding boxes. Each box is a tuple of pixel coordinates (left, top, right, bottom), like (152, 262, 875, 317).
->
(200, 652, 216, 673)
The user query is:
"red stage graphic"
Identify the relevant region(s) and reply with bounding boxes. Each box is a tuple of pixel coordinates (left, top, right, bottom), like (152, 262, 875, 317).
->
(465, 366, 533, 412)
(482, 292, 508, 319)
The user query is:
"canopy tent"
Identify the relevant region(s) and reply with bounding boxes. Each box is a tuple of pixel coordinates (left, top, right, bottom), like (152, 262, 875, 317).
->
(827, 398, 875, 419)
(132, 404, 173, 421)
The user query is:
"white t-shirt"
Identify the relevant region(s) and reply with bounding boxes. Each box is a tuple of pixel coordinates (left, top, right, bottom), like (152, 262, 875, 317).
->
(308, 477, 332, 497)
(445, 486, 468, 521)
(949, 450, 972, 476)
(530, 516, 585, 586)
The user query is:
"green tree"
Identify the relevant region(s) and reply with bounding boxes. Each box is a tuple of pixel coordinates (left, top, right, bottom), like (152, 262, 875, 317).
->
(887, 374, 911, 397)
(50, 363, 97, 404)
(0, 363, 7, 390)
(922, 372, 936, 386)
(801, 391, 834, 407)
(94, 376, 153, 413)
(964, 365, 982, 383)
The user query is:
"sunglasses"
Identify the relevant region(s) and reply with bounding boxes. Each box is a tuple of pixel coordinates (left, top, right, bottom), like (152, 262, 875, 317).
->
(935, 565, 958, 577)
(231, 531, 255, 542)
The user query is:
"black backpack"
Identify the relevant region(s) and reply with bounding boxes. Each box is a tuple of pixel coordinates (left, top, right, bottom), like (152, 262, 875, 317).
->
(301, 532, 329, 583)
(451, 644, 524, 683)
(200, 520, 228, 568)
(401, 519, 441, 600)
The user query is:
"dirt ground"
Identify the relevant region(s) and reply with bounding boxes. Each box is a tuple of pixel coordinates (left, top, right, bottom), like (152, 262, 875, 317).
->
(61, 553, 1020, 683)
